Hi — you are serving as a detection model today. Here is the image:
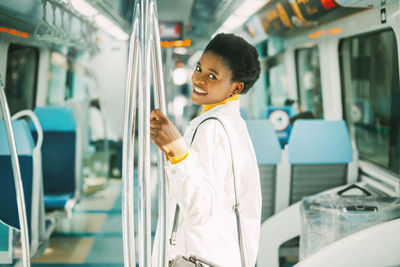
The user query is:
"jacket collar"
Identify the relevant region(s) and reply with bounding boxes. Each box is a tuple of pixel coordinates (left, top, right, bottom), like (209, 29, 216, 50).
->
(189, 99, 240, 127)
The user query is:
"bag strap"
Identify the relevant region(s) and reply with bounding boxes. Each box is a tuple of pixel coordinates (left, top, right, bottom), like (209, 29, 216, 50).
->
(169, 117, 246, 267)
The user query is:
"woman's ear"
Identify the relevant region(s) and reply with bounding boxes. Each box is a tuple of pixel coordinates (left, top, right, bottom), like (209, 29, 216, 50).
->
(233, 81, 244, 95)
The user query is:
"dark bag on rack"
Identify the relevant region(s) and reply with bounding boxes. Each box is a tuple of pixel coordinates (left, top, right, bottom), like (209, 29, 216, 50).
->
(300, 184, 400, 259)
(169, 255, 221, 267)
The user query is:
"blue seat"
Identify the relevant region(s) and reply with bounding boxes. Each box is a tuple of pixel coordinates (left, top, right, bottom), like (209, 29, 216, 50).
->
(287, 120, 353, 204)
(32, 106, 77, 209)
(246, 120, 281, 222)
(0, 120, 34, 231)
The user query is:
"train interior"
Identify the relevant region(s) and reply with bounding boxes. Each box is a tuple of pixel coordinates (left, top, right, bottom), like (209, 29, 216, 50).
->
(0, 0, 399, 266)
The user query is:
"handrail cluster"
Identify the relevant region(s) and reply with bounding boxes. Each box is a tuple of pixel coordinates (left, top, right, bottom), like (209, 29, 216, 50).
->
(122, 0, 168, 266)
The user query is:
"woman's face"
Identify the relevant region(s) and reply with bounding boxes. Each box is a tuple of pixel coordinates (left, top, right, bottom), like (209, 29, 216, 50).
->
(191, 52, 241, 105)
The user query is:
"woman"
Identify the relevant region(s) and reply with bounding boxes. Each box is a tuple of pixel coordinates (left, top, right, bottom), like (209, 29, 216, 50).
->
(150, 33, 261, 267)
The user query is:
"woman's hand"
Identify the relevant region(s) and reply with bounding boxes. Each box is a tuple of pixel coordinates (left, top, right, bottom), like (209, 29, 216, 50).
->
(150, 109, 188, 157)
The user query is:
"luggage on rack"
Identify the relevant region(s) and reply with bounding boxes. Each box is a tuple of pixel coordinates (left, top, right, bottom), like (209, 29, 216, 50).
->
(299, 184, 400, 259)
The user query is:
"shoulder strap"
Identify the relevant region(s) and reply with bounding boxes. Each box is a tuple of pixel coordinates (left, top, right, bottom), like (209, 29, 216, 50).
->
(169, 117, 247, 267)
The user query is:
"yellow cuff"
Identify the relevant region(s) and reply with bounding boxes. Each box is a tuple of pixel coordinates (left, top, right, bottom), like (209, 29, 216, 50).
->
(168, 151, 189, 164)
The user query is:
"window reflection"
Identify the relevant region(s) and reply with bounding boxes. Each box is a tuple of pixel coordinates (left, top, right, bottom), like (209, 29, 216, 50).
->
(47, 52, 68, 105)
(265, 52, 287, 106)
(340, 30, 400, 174)
(5, 44, 39, 115)
(295, 46, 323, 118)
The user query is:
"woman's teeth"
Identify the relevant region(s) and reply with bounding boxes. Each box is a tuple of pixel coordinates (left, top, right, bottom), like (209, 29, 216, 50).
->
(194, 87, 207, 94)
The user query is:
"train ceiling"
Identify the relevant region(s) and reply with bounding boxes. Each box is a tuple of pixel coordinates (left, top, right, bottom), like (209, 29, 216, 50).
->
(0, 0, 391, 49)
(0, 0, 245, 46)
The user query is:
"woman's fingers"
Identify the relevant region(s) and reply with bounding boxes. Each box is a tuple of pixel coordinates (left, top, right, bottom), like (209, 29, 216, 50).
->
(151, 109, 168, 122)
(150, 120, 160, 129)
(150, 109, 159, 121)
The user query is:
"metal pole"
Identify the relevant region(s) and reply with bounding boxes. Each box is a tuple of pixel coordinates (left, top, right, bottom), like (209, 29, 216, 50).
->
(150, 1, 168, 266)
(138, 0, 152, 266)
(122, 2, 140, 266)
(0, 75, 31, 267)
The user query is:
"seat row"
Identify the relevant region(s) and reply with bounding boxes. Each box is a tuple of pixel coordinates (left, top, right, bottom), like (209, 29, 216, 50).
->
(246, 119, 356, 223)
(0, 106, 81, 263)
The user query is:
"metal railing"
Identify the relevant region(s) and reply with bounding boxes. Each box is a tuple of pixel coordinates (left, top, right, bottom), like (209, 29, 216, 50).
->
(122, 0, 167, 266)
(0, 75, 31, 267)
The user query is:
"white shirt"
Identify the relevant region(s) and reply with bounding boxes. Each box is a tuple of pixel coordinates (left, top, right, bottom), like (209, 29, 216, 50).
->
(152, 100, 262, 267)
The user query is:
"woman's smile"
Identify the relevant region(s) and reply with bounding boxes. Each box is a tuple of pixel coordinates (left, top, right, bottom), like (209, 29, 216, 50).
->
(193, 86, 207, 95)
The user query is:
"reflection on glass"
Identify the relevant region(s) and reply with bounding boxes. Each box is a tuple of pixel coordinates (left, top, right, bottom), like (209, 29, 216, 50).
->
(340, 30, 400, 174)
(5, 44, 39, 115)
(295, 46, 323, 118)
(265, 53, 287, 106)
(47, 52, 68, 105)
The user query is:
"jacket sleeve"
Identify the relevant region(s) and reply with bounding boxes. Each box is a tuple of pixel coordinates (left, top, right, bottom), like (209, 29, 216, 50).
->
(164, 120, 231, 225)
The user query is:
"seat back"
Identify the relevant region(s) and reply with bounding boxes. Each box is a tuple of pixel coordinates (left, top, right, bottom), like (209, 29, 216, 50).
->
(0, 120, 34, 230)
(288, 120, 352, 204)
(246, 120, 281, 222)
(32, 106, 76, 200)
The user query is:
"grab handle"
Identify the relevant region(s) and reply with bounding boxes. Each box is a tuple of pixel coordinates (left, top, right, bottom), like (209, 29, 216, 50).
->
(337, 184, 372, 196)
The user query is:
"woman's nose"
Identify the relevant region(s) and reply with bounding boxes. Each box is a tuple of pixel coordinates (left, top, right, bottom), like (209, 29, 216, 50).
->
(192, 72, 206, 85)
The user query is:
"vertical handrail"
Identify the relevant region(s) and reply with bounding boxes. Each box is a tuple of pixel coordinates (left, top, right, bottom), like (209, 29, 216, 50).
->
(138, 0, 152, 266)
(150, 1, 168, 266)
(123, 0, 167, 266)
(122, 1, 140, 266)
(0, 75, 31, 267)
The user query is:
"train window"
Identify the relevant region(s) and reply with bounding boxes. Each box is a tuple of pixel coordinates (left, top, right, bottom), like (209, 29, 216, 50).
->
(47, 52, 68, 105)
(339, 30, 400, 174)
(295, 46, 323, 118)
(5, 44, 39, 115)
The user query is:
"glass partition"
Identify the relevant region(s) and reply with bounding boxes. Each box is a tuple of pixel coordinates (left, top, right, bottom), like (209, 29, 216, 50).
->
(339, 29, 400, 174)
(295, 46, 323, 118)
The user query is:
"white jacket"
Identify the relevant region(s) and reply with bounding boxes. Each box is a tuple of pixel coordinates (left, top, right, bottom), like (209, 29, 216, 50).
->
(152, 100, 261, 267)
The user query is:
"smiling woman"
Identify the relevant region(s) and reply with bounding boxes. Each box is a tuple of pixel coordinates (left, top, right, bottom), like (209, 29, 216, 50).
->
(191, 52, 243, 105)
(150, 33, 262, 267)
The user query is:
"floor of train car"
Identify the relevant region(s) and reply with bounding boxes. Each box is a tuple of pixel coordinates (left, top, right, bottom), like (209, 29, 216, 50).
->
(32, 179, 127, 267)
(3, 178, 298, 267)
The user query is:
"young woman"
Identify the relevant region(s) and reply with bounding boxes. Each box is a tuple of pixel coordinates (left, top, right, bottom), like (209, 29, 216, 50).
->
(150, 33, 262, 267)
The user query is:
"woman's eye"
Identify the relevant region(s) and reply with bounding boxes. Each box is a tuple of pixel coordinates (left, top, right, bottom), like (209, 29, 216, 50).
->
(195, 66, 201, 72)
(208, 74, 216, 80)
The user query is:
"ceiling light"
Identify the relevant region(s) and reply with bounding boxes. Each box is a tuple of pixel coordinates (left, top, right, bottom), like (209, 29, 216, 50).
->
(221, 15, 247, 30)
(103, 25, 129, 41)
(95, 14, 114, 28)
(70, 0, 98, 17)
(174, 47, 188, 55)
(234, 0, 267, 17)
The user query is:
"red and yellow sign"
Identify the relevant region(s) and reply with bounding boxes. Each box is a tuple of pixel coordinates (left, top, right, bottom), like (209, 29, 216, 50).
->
(161, 39, 191, 48)
(0, 27, 29, 38)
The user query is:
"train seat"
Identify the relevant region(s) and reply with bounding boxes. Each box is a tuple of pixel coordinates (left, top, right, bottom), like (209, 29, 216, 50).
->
(246, 120, 281, 222)
(0, 223, 11, 263)
(0, 120, 34, 263)
(287, 119, 353, 205)
(257, 120, 353, 267)
(32, 106, 78, 210)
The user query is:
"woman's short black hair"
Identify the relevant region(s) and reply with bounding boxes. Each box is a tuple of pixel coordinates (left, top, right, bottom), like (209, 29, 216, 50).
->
(204, 33, 261, 94)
